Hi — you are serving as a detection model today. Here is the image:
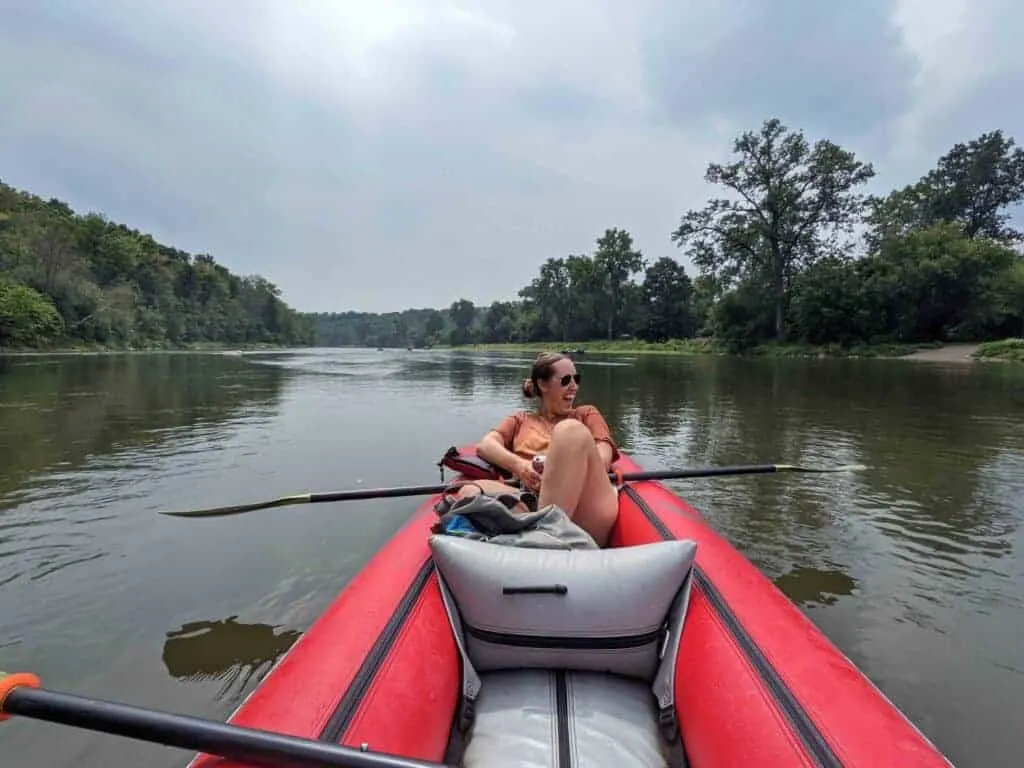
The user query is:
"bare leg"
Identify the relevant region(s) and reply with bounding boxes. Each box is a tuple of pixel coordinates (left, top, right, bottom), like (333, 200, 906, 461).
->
(537, 420, 619, 546)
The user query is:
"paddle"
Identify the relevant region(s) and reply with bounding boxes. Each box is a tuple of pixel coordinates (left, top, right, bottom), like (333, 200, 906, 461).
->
(0, 670, 448, 768)
(158, 463, 867, 519)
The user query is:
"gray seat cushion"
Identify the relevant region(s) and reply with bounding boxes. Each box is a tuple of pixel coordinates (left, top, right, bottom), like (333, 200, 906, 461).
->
(460, 669, 671, 768)
(428, 535, 698, 682)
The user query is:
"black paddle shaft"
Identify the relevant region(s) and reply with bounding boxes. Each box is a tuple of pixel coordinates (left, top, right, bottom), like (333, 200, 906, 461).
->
(308, 483, 452, 503)
(3, 685, 450, 768)
(309, 466, 784, 503)
(618, 464, 783, 481)
(305, 465, 782, 501)
(161, 462, 864, 517)
(312, 465, 787, 499)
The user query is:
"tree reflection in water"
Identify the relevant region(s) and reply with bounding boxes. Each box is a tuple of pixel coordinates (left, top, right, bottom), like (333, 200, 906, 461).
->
(162, 616, 302, 701)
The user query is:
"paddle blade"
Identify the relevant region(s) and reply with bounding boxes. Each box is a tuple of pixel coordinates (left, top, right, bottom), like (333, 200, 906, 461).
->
(775, 463, 868, 473)
(159, 494, 312, 518)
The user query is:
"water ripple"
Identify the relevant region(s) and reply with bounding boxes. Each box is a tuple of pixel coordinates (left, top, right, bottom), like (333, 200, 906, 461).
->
(1, 349, 1022, 768)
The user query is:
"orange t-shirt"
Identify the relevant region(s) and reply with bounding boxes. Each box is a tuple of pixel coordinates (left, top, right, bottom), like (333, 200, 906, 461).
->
(491, 405, 621, 462)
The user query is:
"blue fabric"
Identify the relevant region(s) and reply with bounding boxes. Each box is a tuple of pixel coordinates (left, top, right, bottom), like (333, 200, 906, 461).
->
(441, 514, 480, 536)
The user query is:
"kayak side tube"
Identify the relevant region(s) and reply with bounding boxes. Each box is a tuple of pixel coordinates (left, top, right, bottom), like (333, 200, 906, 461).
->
(612, 454, 953, 768)
(190, 501, 460, 768)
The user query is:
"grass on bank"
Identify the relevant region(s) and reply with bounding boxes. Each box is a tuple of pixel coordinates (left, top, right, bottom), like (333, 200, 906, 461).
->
(455, 338, 718, 355)
(450, 338, 945, 359)
(973, 338, 1024, 362)
(7, 337, 1020, 361)
(0, 340, 288, 356)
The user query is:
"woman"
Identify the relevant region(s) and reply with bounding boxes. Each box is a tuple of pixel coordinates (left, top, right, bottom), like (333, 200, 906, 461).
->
(474, 351, 621, 547)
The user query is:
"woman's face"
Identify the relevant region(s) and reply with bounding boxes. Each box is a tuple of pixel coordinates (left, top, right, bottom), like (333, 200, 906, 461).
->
(539, 357, 580, 414)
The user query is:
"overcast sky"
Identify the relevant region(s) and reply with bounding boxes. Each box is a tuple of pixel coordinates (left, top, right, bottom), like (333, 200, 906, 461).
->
(2, 0, 1021, 313)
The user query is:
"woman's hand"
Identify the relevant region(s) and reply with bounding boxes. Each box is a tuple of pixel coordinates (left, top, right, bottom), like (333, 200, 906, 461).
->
(513, 457, 543, 492)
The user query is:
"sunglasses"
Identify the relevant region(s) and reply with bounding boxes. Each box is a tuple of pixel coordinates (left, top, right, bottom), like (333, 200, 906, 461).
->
(557, 373, 581, 387)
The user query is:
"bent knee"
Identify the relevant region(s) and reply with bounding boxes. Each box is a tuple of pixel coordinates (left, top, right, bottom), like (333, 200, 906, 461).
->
(551, 418, 591, 445)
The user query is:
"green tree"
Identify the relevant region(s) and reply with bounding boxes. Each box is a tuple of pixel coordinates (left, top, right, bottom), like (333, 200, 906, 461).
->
(870, 224, 1020, 342)
(689, 275, 722, 337)
(519, 258, 571, 340)
(483, 301, 518, 343)
(787, 258, 879, 346)
(710, 280, 775, 352)
(671, 118, 875, 339)
(593, 228, 645, 340)
(867, 130, 1024, 248)
(0, 179, 313, 349)
(787, 224, 1021, 345)
(0, 279, 63, 347)
(994, 260, 1024, 338)
(563, 254, 604, 340)
(448, 298, 477, 346)
(640, 257, 696, 341)
(424, 310, 445, 346)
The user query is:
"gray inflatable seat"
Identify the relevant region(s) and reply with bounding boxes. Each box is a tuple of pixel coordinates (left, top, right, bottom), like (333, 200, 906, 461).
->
(461, 670, 669, 768)
(428, 535, 698, 768)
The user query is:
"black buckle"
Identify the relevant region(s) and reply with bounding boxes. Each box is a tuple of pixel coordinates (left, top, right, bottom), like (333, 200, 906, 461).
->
(659, 705, 679, 742)
(438, 446, 458, 480)
(458, 696, 476, 733)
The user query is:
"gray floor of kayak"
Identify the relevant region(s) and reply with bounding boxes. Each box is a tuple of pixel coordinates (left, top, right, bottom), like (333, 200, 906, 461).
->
(460, 670, 670, 768)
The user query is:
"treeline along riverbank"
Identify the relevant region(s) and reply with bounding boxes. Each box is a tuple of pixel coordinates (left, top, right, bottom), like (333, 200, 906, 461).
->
(5, 116, 1023, 359)
(308, 118, 1024, 360)
(0, 181, 313, 351)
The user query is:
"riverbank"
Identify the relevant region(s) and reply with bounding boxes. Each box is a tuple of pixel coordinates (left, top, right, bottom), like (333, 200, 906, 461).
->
(0, 341, 293, 357)
(6, 338, 1020, 362)
(974, 339, 1024, 363)
(451, 338, 1024, 362)
(448, 338, 948, 359)
(901, 343, 982, 363)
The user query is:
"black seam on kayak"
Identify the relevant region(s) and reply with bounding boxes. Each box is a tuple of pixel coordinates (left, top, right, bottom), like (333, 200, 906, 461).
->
(463, 623, 661, 649)
(622, 483, 843, 768)
(555, 670, 572, 768)
(318, 558, 436, 744)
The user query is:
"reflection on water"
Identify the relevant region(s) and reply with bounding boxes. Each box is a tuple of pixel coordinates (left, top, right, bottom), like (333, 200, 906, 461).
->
(773, 565, 859, 607)
(0, 354, 288, 504)
(0, 348, 1022, 767)
(0, 354, 289, 590)
(163, 617, 302, 701)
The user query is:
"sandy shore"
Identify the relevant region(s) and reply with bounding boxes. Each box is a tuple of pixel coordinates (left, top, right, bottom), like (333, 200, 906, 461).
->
(902, 343, 980, 362)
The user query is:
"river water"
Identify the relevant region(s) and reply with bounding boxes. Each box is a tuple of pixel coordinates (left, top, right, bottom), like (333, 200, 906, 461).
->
(0, 348, 1021, 767)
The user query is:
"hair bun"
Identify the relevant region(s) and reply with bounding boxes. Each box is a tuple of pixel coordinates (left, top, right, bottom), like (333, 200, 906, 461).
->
(521, 378, 536, 398)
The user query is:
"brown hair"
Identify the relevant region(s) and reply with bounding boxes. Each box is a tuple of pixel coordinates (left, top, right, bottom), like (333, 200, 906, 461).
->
(521, 351, 569, 398)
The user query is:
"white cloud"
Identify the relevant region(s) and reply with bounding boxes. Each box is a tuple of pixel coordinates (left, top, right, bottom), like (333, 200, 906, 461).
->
(886, 0, 1024, 182)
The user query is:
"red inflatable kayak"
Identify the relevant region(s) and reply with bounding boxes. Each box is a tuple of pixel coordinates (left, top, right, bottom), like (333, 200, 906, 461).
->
(182, 448, 952, 768)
